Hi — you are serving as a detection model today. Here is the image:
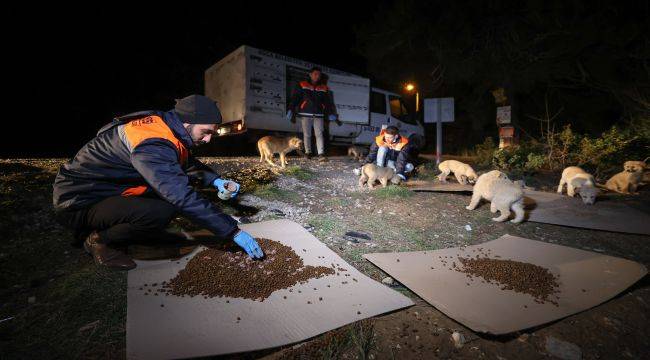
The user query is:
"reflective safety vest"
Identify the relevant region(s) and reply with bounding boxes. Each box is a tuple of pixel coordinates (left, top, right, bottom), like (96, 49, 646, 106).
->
(289, 80, 335, 117)
(117, 113, 189, 196)
(375, 129, 409, 151)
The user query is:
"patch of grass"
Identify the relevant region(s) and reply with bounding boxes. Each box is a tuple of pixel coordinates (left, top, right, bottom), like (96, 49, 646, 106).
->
(252, 184, 300, 202)
(401, 228, 430, 250)
(344, 247, 367, 264)
(5, 265, 126, 359)
(280, 320, 375, 360)
(325, 197, 350, 209)
(283, 165, 316, 181)
(308, 214, 345, 238)
(373, 185, 413, 199)
(349, 320, 376, 360)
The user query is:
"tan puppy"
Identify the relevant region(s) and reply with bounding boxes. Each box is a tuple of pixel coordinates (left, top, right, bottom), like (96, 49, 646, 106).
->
(557, 166, 599, 204)
(466, 170, 509, 204)
(358, 164, 402, 189)
(605, 171, 643, 194)
(438, 160, 478, 184)
(623, 160, 647, 173)
(466, 170, 524, 223)
(347, 145, 367, 161)
(257, 136, 303, 168)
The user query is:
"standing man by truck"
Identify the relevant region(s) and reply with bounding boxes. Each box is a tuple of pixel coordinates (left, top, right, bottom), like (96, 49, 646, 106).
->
(286, 66, 338, 162)
(53, 95, 264, 270)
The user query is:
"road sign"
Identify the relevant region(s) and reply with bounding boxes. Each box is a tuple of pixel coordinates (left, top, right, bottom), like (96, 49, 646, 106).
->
(424, 98, 454, 165)
(496, 106, 511, 124)
(424, 98, 454, 124)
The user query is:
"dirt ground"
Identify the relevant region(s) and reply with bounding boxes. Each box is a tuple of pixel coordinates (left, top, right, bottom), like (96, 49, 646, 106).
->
(1, 155, 649, 359)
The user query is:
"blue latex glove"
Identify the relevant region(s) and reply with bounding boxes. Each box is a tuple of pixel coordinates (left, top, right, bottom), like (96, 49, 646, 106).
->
(213, 178, 240, 199)
(233, 230, 264, 258)
(328, 114, 337, 121)
(286, 110, 293, 122)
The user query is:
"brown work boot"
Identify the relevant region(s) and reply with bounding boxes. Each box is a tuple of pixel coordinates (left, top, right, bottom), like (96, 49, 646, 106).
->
(317, 154, 328, 162)
(83, 231, 136, 270)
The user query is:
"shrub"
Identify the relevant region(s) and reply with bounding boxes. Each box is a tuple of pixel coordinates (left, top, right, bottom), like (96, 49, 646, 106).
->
(492, 140, 546, 174)
(487, 125, 648, 178)
(474, 137, 497, 166)
(575, 127, 648, 176)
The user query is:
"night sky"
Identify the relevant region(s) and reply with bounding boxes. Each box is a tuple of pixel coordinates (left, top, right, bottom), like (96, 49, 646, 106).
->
(7, 3, 378, 157)
(6, 2, 647, 158)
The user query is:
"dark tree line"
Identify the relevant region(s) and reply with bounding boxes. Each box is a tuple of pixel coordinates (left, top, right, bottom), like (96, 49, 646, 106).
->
(355, 0, 649, 151)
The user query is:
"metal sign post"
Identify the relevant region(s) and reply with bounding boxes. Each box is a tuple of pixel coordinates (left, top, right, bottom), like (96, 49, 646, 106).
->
(436, 105, 442, 165)
(424, 98, 455, 165)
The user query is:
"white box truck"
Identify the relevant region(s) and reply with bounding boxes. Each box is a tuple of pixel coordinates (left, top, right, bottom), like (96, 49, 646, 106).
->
(205, 45, 425, 148)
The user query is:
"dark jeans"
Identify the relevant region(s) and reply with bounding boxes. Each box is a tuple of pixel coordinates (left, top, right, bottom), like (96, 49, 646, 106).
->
(55, 196, 176, 245)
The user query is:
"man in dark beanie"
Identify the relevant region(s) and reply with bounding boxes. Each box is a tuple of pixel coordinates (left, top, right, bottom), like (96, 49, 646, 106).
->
(53, 95, 263, 270)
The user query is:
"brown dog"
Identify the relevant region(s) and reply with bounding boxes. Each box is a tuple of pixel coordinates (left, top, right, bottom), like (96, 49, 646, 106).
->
(257, 136, 303, 168)
(358, 164, 402, 189)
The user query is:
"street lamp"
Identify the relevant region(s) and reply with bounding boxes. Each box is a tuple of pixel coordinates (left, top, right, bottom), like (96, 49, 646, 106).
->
(404, 83, 419, 112)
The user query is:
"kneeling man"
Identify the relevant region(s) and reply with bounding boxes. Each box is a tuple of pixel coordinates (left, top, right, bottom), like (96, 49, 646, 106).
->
(365, 126, 414, 181)
(53, 95, 263, 270)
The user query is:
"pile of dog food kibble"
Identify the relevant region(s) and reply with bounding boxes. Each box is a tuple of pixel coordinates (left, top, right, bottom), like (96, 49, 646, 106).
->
(161, 238, 335, 301)
(456, 256, 560, 305)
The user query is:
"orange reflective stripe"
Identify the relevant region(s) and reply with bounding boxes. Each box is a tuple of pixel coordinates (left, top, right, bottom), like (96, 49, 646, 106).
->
(300, 100, 308, 109)
(375, 133, 409, 150)
(299, 81, 314, 90)
(123, 115, 188, 166)
(122, 185, 148, 197)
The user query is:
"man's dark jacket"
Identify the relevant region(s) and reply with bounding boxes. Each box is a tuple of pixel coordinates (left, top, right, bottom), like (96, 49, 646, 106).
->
(53, 110, 238, 238)
(287, 80, 337, 117)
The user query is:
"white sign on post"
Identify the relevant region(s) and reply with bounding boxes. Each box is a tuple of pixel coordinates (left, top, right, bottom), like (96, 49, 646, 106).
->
(424, 98, 455, 123)
(496, 106, 511, 124)
(424, 98, 455, 165)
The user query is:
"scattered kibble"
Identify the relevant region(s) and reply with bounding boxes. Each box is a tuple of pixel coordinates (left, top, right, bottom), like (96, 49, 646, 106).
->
(161, 238, 334, 301)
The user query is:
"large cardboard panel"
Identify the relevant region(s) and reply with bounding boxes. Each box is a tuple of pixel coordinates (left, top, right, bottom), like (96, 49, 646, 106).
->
(364, 235, 646, 335)
(524, 190, 650, 235)
(127, 220, 413, 359)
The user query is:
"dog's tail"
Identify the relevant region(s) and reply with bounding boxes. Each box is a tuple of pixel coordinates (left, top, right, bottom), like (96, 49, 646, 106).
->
(257, 141, 264, 162)
(595, 182, 611, 190)
(510, 198, 525, 223)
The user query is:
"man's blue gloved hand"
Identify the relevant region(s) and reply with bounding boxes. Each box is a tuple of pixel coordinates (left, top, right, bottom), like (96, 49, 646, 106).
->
(286, 110, 294, 122)
(233, 230, 264, 259)
(213, 178, 240, 199)
(328, 114, 337, 121)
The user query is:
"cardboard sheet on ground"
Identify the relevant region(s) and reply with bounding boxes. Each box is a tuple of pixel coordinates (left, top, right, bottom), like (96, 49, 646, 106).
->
(364, 235, 646, 335)
(406, 180, 474, 193)
(524, 190, 650, 235)
(127, 220, 413, 359)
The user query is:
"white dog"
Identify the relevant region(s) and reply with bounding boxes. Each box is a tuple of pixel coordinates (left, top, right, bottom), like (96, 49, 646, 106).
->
(466, 170, 524, 223)
(557, 166, 598, 204)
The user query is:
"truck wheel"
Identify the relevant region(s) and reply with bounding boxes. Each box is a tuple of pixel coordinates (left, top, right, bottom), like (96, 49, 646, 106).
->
(408, 134, 425, 150)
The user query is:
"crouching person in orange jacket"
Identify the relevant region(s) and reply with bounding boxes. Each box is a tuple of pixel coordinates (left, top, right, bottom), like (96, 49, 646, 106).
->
(365, 126, 415, 180)
(53, 95, 263, 270)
